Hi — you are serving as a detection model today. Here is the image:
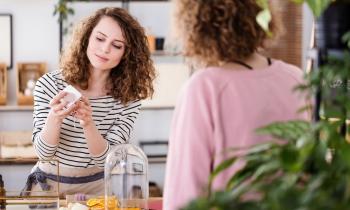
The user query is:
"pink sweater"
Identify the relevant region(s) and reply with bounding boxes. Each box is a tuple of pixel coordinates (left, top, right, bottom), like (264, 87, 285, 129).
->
(163, 60, 309, 210)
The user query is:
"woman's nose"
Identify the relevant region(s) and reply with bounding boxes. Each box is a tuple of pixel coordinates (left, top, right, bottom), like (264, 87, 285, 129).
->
(102, 43, 111, 53)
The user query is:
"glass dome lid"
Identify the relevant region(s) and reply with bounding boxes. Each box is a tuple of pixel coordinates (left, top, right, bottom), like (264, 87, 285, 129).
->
(104, 143, 149, 209)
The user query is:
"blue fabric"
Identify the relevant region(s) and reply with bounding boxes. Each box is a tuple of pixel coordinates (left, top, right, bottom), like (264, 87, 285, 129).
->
(21, 167, 51, 196)
(21, 166, 104, 196)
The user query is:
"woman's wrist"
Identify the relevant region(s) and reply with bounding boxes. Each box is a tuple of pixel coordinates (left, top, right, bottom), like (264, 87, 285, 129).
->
(47, 111, 64, 125)
(81, 119, 94, 129)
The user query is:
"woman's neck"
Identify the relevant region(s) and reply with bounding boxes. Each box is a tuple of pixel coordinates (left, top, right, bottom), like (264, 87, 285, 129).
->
(220, 53, 270, 70)
(77, 68, 111, 98)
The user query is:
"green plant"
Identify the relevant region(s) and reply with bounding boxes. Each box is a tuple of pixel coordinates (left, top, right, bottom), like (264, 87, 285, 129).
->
(53, 0, 75, 23)
(53, 0, 90, 35)
(184, 43, 350, 210)
(183, 1, 350, 210)
(256, 0, 334, 35)
(52, 0, 333, 36)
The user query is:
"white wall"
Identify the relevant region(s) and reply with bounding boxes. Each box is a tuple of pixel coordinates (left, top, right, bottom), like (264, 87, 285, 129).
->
(0, 0, 60, 104)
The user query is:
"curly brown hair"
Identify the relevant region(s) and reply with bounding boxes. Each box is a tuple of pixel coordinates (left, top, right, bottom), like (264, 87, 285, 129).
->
(60, 7, 155, 104)
(175, 0, 282, 66)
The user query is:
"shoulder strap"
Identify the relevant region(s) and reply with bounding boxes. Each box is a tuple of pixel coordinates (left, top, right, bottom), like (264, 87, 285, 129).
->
(232, 60, 253, 70)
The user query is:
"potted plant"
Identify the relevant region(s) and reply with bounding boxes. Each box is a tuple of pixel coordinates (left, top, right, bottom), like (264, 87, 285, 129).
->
(183, 1, 350, 210)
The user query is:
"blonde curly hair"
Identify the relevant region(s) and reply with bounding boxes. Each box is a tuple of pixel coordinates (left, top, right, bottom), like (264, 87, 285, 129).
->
(60, 7, 155, 104)
(175, 0, 282, 66)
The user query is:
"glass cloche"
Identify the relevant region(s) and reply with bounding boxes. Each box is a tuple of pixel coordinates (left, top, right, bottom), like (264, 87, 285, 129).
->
(104, 143, 149, 209)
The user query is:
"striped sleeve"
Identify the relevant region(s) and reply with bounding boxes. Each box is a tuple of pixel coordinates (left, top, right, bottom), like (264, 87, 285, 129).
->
(91, 100, 141, 167)
(32, 74, 59, 159)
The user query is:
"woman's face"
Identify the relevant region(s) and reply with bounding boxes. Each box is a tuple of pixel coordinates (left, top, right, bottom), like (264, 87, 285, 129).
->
(87, 16, 126, 72)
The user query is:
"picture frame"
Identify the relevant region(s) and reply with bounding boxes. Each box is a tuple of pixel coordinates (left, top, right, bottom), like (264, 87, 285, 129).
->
(16, 62, 47, 105)
(0, 14, 13, 69)
(0, 63, 7, 105)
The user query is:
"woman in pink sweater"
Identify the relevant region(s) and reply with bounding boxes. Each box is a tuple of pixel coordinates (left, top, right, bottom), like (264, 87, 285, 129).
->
(163, 0, 309, 209)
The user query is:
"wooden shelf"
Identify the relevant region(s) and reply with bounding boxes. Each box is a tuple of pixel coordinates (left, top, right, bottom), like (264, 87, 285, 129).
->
(148, 156, 166, 163)
(0, 158, 38, 165)
(0, 105, 33, 111)
(151, 51, 181, 57)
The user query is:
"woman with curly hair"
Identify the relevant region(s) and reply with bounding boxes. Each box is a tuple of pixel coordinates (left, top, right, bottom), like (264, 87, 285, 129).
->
(163, 0, 309, 209)
(23, 7, 155, 197)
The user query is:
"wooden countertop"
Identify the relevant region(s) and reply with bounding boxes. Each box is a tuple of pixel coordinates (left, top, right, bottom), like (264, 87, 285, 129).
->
(0, 157, 166, 165)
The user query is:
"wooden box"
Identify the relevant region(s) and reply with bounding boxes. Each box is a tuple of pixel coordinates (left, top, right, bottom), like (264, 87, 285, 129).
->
(0, 63, 7, 105)
(16, 62, 47, 105)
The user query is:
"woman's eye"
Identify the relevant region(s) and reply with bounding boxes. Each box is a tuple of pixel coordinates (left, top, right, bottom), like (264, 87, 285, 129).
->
(96, 37, 104, 41)
(113, 45, 122, 49)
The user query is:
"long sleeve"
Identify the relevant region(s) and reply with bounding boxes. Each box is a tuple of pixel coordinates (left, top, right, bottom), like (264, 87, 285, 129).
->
(163, 76, 215, 210)
(163, 62, 310, 210)
(90, 100, 141, 167)
(32, 74, 59, 159)
(32, 71, 142, 168)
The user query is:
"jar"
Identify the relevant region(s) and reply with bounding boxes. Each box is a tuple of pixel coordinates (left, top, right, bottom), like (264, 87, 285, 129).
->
(104, 144, 148, 209)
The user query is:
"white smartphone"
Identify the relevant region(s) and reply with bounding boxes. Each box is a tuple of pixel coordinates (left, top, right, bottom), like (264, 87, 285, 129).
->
(62, 85, 82, 109)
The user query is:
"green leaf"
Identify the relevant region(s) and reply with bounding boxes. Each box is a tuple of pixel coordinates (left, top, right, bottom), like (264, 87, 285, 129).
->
(226, 160, 263, 190)
(256, 8, 272, 36)
(290, 0, 305, 4)
(252, 160, 280, 180)
(256, 0, 269, 9)
(281, 174, 299, 189)
(289, 0, 331, 17)
(305, 0, 332, 17)
(68, 8, 75, 15)
(300, 174, 326, 204)
(338, 141, 350, 169)
(280, 146, 302, 172)
(226, 171, 252, 192)
(208, 156, 237, 191)
(256, 120, 311, 141)
(341, 31, 350, 48)
(181, 197, 211, 210)
(245, 141, 276, 155)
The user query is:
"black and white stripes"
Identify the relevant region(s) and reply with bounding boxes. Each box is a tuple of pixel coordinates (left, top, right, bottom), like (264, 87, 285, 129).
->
(32, 70, 141, 168)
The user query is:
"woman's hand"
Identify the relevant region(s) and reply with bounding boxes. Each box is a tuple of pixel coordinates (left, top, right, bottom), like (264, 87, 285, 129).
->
(48, 91, 77, 122)
(75, 96, 94, 127)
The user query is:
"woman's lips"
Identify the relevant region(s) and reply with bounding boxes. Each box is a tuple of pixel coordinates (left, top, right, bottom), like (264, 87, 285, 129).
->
(95, 54, 109, 62)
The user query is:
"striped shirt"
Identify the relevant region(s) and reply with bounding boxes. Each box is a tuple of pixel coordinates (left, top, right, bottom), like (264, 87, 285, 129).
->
(32, 70, 141, 168)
